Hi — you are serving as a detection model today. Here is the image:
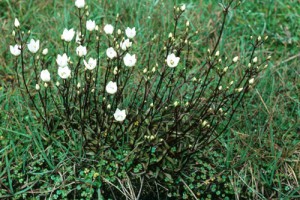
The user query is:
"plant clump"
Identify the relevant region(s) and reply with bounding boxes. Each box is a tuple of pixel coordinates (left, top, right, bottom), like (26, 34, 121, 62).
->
(6, 0, 270, 198)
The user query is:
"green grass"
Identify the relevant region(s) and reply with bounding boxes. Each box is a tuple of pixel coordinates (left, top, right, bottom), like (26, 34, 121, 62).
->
(0, 0, 299, 199)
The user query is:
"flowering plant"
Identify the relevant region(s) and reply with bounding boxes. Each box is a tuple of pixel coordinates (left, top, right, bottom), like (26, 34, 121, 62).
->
(10, 0, 270, 198)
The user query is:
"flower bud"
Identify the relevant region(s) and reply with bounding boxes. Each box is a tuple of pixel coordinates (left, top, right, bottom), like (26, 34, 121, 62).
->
(249, 78, 254, 84)
(186, 21, 190, 27)
(235, 87, 243, 93)
(223, 66, 228, 73)
(215, 51, 220, 57)
(202, 120, 208, 127)
(42, 48, 48, 55)
(14, 18, 20, 28)
(253, 57, 258, 63)
(257, 36, 261, 42)
(174, 101, 179, 107)
(233, 56, 239, 63)
(113, 67, 118, 75)
(35, 84, 40, 90)
(44, 83, 48, 88)
(180, 4, 186, 11)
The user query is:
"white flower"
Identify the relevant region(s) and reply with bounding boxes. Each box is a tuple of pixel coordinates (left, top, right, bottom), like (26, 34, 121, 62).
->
(120, 39, 132, 51)
(75, 0, 85, 8)
(86, 20, 96, 31)
(113, 108, 126, 122)
(83, 58, 97, 70)
(104, 24, 114, 35)
(125, 27, 136, 39)
(42, 48, 48, 55)
(27, 39, 40, 53)
(61, 28, 75, 42)
(105, 81, 117, 94)
(123, 53, 137, 67)
(106, 47, 117, 59)
(76, 45, 87, 57)
(56, 53, 68, 67)
(14, 18, 20, 28)
(166, 53, 180, 68)
(215, 50, 220, 57)
(233, 56, 239, 63)
(40, 69, 51, 82)
(10, 44, 21, 56)
(58, 66, 71, 79)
